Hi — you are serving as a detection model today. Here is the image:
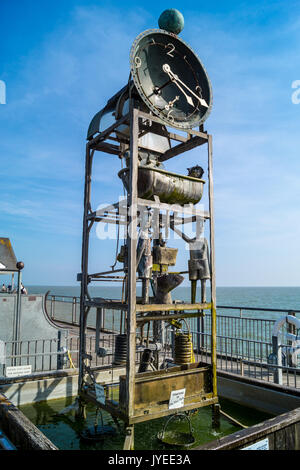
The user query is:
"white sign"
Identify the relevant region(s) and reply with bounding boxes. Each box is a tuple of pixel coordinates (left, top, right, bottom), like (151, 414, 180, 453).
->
(242, 438, 269, 450)
(95, 383, 106, 405)
(5, 365, 32, 378)
(169, 388, 186, 410)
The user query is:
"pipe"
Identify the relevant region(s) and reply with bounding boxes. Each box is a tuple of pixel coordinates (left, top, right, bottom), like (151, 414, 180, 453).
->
(219, 410, 248, 429)
(13, 269, 22, 365)
(0, 430, 17, 450)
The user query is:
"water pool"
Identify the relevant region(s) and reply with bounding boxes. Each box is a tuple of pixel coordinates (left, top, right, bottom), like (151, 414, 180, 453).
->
(19, 397, 271, 450)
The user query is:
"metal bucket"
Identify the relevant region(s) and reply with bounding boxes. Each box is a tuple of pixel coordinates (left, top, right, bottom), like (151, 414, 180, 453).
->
(80, 409, 117, 442)
(118, 166, 204, 205)
(157, 414, 195, 448)
(80, 424, 117, 442)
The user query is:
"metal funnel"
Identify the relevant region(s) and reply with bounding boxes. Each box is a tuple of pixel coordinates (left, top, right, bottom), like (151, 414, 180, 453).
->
(155, 273, 184, 304)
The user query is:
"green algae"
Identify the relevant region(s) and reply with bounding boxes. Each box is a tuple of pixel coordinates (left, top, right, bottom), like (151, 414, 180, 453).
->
(19, 397, 271, 451)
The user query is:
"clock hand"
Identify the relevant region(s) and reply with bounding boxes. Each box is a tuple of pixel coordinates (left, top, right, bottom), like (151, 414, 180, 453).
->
(163, 64, 209, 108)
(164, 95, 180, 111)
(162, 64, 194, 106)
(154, 79, 173, 93)
(171, 79, 195, 106)
(147, 79, 173, 99)
(173, 73, 208, 107)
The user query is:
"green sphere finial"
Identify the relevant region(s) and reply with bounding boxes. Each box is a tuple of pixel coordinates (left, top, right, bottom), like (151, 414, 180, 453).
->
(158, 9, 184, 35)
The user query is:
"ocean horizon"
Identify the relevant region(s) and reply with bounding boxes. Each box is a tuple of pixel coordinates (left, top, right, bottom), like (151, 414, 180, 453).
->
(25, 285, 300, 314)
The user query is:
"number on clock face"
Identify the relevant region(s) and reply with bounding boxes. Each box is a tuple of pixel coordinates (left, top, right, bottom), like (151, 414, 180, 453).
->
(130, 30, 212, 129)
(134, 56, 142, 68)
(165, 43, 175, 57)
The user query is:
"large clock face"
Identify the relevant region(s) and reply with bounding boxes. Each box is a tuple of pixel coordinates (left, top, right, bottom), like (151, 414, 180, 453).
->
(130, 29, 212, 130)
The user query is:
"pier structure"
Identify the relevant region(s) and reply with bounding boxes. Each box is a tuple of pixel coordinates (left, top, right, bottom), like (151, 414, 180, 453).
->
(77, 14, 219, 449)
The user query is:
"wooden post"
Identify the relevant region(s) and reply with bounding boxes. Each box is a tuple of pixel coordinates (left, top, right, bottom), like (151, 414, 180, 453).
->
(123, 425, 135, 450)
(208, 134, 218, 400)
(78, 146, 93, 399)
(125, 103, 138, 438)
(95, 308, 103, 354)
(212, 403, 221, 429)
(196, 280, 206, 353)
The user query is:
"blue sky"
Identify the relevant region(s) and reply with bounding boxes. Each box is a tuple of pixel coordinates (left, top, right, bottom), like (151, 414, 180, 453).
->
(0, 0, 300, 286)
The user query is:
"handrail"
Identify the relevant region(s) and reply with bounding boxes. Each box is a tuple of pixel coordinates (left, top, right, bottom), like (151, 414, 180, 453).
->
(46, 295, 300, 313)
(46, 295, 78, 301)
(44, 290, 51, 319)
(217, 305, 300, 313)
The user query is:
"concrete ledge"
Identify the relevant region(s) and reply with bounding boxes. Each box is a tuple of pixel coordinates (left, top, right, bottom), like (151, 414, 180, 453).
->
(0, 367, 126, 406)
(217, 370, 300, 416)
(0, 393, 57, 450)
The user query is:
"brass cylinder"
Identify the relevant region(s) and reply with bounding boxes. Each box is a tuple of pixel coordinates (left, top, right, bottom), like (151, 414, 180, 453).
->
(174, 333, 193, 364)
(113, 334, 127, 365)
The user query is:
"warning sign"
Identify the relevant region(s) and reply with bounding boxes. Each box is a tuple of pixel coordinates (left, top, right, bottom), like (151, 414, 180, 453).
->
(242, 438, 269, 450)
(168, 388, 186, 410)
(6, 365, 32, 378)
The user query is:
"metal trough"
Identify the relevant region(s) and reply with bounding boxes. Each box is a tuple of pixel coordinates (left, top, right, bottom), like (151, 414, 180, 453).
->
(118, 166, 205, 205)
(119, 363, 216, 422)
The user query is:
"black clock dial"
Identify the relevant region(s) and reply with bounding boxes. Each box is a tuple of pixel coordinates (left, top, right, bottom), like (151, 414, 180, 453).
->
(130, 29, 212, 130)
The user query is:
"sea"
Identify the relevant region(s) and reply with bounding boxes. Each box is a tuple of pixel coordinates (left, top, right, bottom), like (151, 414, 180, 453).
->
(27, 285, 300, 319)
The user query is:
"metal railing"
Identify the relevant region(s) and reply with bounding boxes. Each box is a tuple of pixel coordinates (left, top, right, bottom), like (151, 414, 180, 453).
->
(3, 296, 299, 389)
(187, 306, 300, 389)
(192, 330, 300, 389)
(46, 295, 80, 325)
(46, 295, 300, 327)
(0, 337, 64, 376)
(0, 332, 142, 378)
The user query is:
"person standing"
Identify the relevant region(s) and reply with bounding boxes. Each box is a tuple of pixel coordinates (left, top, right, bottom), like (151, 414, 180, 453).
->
(21, 283, 27, 295)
